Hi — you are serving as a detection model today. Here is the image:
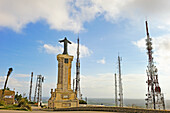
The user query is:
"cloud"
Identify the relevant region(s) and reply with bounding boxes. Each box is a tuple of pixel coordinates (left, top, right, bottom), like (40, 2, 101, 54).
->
(132, 38, 146, 51)
(1, 0, 170, 32)
(76, 0, 170, 30)
(91, 0, 170, 27)
(43, 42, 92, 58)
(97, 57, 106, 64)
(14, 74, 30, 78)
(0, 0, 99, 33)
(43, 44, 63, 55)
(0, 0, 80, 32)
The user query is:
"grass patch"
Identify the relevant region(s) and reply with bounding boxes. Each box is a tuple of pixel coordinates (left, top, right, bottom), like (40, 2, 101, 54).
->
(0, 105, 28, 111)
(0, 98, 32, 111)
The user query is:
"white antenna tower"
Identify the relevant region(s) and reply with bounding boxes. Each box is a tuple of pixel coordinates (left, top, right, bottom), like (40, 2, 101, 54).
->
(118, 55, 123, 107)
(75, 36, 82, 100)
(114, 73, 118, 106)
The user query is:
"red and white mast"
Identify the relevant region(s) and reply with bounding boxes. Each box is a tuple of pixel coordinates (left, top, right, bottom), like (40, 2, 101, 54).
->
(145, 21, 165, 110)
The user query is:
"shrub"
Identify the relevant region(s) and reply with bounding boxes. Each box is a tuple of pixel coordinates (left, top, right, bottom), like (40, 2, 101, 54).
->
(15, 94, 22, 102)
(18, 98, 27, 107)
(0, 100, 5, 106)
(28, 101, 36, 104)
(25, 104, 32, 111)
(79, 100, 87, 104)
(17, 98, 32, 111)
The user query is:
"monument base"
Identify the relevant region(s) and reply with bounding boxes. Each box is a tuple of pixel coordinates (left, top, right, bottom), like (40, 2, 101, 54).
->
(48, 38, 79, 109)
(48, 89, 79, 108)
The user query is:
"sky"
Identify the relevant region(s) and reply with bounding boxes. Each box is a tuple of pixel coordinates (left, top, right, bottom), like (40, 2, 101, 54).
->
(1, 0, 170, 100)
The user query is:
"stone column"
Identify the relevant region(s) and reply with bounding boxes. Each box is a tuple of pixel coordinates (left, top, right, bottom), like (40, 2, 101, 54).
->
(57, 54, 73, 91)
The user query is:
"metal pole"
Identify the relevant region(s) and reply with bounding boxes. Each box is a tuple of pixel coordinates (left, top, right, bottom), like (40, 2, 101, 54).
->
(2, 68, 13, 99)
(34, 76, 38, 102)
(162, 94, 165, 110)
(73, 78, 75, 92)
(40, 76, 44, 106)
(40, 76, 42, 106)
(29, 72, 33, 102)
(115, 73, 118, 106)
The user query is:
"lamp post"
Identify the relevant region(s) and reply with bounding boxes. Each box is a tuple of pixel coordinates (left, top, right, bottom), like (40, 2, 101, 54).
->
(1, 68, 13, 99)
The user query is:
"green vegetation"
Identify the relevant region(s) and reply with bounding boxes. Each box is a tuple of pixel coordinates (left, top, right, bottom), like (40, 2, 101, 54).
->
(0, 100, 5, 106)
(0, 92, 32, 111)
(0, 104, 29, 111)
(17, 98, 32, 111)
(15, 92, 23, 102)
(15, 93, 31, 111)
(2, 87, 10, 91)
(28, 101, 36, 104)
(79, 99, 87, 104)
(6, 87, 10, 90)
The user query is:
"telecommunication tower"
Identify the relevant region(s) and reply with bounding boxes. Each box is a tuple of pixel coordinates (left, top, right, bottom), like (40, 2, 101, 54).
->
(118, 55, 123, 107)
(75, 37, 82, 100)
(34, 76, 38, 102)
(34, 75, 44, 105)
(73, 78, 75, 92)
(114, 73, 118, 106)
(145, 21, 165, 110)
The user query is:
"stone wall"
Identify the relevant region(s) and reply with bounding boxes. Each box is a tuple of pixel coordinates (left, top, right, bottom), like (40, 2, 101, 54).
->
(53, 106, 170, 113)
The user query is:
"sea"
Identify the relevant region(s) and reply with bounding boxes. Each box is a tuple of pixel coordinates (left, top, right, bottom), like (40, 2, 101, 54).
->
(42, 97, 170, 110)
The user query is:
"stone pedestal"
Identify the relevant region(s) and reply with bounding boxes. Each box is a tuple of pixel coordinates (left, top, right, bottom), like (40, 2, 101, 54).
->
(48, 54, 79, 108)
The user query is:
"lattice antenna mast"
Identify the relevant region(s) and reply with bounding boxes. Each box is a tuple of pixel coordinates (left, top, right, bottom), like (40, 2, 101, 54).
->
(114, 73, 118, 106)
(75, 36, 82, 99)
(34, 76, 38, 102)
(118, 55, 123, 107)
(29, 72, 33, 102)
(34, 75, 44, 105)
(145, 20, 156, 109)
(40, 76, 44, 106)
(145, 21, 165, 110)
(37, 75, 41, 103)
